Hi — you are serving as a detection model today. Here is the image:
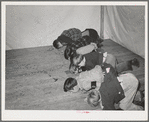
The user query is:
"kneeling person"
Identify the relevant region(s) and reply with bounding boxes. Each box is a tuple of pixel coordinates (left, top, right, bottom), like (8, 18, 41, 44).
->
(87, 65, 143, 110)
(64, 65, 104, 92)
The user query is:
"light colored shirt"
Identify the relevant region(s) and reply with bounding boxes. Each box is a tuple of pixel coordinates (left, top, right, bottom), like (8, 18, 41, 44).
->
(76, 65, 104, 91)
(76, 43, 98, 55)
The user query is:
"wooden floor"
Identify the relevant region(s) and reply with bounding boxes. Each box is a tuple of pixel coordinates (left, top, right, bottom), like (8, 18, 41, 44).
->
(5, 39, 145, 110)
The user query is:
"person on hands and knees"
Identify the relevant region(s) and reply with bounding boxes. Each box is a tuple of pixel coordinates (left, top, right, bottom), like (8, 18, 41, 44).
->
(86, 63, 144, 110)
(64, 65, 104, 93)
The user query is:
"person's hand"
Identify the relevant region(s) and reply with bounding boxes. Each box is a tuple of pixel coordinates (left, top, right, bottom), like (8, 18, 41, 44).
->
(81, 89, 88, 94)
(78, 67, 82, 73)
(103, 71, 106, 76)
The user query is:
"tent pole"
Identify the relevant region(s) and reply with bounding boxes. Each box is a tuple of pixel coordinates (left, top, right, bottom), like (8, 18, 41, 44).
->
(100, 6, 104, 38)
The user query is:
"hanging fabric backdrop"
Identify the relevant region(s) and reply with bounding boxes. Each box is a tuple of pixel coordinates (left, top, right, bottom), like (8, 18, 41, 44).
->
(104, 6, 145, 58)
(6, 5, 145, 58)
(6, 5, 101, 50)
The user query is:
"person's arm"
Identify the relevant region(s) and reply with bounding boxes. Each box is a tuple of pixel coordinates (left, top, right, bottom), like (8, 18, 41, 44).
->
(95, 65, 104, 90)
(95, 81, 102, 91)
(76, 43, 97, 55)
(85, 63, 95, 71)
(78, 66, 86, 73)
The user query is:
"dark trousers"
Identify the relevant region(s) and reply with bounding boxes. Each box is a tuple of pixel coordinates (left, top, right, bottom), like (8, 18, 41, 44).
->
(116, 60, 133, 74)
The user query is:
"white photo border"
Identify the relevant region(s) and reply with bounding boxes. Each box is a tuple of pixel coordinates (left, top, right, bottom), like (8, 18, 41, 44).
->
(1, 1, 148, 121)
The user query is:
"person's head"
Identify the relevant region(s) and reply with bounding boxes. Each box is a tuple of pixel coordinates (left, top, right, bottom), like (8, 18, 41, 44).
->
(64, 45, 73, 60)
(69, 63, 80, 74)
(63, 77, 80, 92)
(82, 29, 99, 42)
(71, 53, 85, 67)
(53, 39, 63, 49)
(68, 52, 84, 74)
(87, 90, 101, 107)
(82, 29, 104, 48)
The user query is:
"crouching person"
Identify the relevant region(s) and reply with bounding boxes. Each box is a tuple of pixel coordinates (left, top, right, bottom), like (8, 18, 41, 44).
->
(64, 35, 102, 60)
(69, 51, 140, 74)
(53, 28, 82, 49)
(64, 65, 104, 92)
(87, 64, 143, 110)
(81, 28, 104, 48)
(69, 51, 116, 74)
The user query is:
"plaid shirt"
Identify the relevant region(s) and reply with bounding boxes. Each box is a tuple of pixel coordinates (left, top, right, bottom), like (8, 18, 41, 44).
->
(70, 36, 95, 51)
(61, 28, 82, 41)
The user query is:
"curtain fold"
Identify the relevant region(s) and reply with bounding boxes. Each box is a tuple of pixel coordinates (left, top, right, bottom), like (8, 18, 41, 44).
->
(6, 5, 145, 58)
(104, 6, 145, 58)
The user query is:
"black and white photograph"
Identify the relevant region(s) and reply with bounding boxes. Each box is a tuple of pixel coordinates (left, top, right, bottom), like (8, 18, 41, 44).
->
(1, 1, 148, 121)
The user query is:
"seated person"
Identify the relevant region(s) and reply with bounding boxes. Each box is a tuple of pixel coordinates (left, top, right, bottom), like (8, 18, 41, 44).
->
(64, 35, 101, 60)
(86, 65, 143, 110)
(81, 28, 104, 48)
(53, 28, 82, 49)
(70, 51, 140, 74)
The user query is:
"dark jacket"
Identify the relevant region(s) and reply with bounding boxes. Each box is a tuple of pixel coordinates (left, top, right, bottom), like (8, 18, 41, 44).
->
(99, 63, 125, 110)
(82, 28, 104, 47)
(83, 52, 103, 71)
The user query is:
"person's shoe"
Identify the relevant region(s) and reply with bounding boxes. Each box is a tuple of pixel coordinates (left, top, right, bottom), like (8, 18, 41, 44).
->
(133, 100, 144, 109)
(131, 58, 140, 67)
(134, 90, 142, 101)
(133, 90, 144, 109)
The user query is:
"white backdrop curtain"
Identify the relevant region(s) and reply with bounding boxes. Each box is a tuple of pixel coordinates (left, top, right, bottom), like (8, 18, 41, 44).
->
(104, 6, 145, 58)
(6, 5, 101, 50)
(6, 5, 145, 58)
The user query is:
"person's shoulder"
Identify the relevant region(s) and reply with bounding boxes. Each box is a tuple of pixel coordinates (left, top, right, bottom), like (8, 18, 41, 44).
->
(90, 65, 102, 75)
(90, 51, 102, 57)
(83, 52, 98, 60)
